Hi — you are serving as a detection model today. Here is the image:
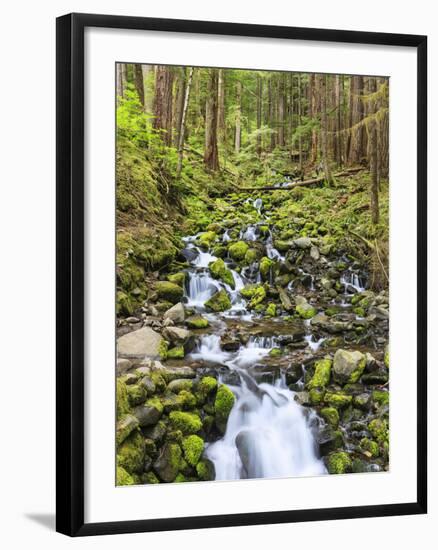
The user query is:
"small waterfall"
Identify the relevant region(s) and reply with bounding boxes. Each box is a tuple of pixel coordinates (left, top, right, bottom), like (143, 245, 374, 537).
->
(340, 269, 366, 293)
(253, 198, 263, 215)
(265, 230, 285, 262)
(241, 225, 258, 242)
(185, 270, 221, 307)
(304, 334, 326, 352)
(222, 229, 231, 243)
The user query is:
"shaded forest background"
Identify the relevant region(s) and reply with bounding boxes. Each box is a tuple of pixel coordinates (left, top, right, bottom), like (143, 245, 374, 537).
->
(116, 64, 389, 315)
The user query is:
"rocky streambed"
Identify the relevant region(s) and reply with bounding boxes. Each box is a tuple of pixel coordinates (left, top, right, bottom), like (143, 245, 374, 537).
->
(116, 195, 389, 486)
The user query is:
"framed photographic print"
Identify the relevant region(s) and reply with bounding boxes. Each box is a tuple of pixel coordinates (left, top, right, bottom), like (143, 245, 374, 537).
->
(56, 13, 427, 536)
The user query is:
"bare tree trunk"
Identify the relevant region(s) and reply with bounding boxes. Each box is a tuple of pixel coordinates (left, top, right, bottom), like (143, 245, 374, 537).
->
(334, 74, 342, 166)
(134, 64, 145, 109)
(217, 69, 225, 139)
(234, 80, 242, 154)
(204, 70, 220, 171)
(319, 74, 333, 185)
(348, 76, 365, 164)
(368, 77, 379, 224)
(256, 74, 262, 156)
(310, 74, 319, 164)
(173, 69, 186, 147)
(141, 65, 152, 111)
(177, 68, 194, 177)
(278, 74, 285, 147)
(116, 64, 125, 101)
(298, 73, 303, 173)
(153, 66, 174, 145)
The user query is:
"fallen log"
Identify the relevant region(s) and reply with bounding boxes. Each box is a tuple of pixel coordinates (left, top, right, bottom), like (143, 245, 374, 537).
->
(237, 167, 363, 191)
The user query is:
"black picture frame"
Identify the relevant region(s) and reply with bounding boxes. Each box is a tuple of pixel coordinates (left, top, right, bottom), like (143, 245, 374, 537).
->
(56, 12, 427, 537)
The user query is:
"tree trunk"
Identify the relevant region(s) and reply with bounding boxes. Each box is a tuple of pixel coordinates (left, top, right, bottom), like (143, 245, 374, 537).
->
(298, 73, 303, 173)
(234, 80, 242, 154)
(173, 69, 186, 147)
(310, 74, 319, 164)
(348, 76, 365, 164)
(278, 74, 286, 147)
(217, 69, 225, 138)
(177, 68, 194, 177)
(368, 77, 379, 224)
(204, 70, 220, 171)
(319, 74, 333, 184)
(256, 74, 262, 156)
(134, 64, 145, 109)
(116, 64, 125, 101)
(153, 66, 174, 145)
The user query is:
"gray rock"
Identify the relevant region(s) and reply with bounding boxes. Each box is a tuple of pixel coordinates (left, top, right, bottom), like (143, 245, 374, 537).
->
(333, 349, 367, 385)
(294, 391, 311, 406)
(167, 379, 194, 393)
(163, 302, 185, 323)
(162, 326, 193, 347)
(310, 246, 320, 261)
(285, 363, 303, 384)
(134, 403, 162, 427)
(117, 358, 132, 376)
(353, 392, 372, 410)
(153, 442, 182, 482)
(117, 326, 165, 359)
(153, 364, 196, 382)
(293, 237, 312, 249)
(277, 286, 293, 311)
(235, 429, 257, 478)
(116, 414, 139, 445)
(139, 376, 156, 394)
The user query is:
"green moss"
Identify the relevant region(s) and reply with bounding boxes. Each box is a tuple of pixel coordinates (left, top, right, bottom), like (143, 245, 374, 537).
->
(368, 418, 388, 444)
(360, 437, 380, 458)
(117, 431, 145, 474)
(353, 306, 365, 317)
(182, 435, 205, 466)
(240, 283, 266, 308)
(166, 345, 185, 359)
(116, 466, 135, 486)
(209, 258, 235, 288)
(296, 303, 317, 319)
(198, 231, 217, 248)
(158, 339, 169, 360)
(324, 391, 353, 409)
(196, 459, 215, 481)
(212, 245, 227, 258)
(177, 390, 197, 410)
(143, 471, 160, 484)
(320, 407, 340, 429)
(307, 358, 332, 390)
(259, 257, 274, 281)
(228, 240, 249, 262)
(265, 303, 276, 317)
(309, 388, 324, 405)
(325, 451, 353, 474)
(196, 376, 218, 403)
(205, 289, 231, 312)
(169, 411, 202, 434)
(269, 347, 282, 357)
(186, 315, 209, 329)
(384, 346, 389, 369)
(167, 272, 186, 287)
(215, 384, 235, 433)
(126, 384, 147, 406)
(150, 372, 167, 393)
(372, 390, 389, 407)
(116, 290, 136, 316)
(244, 248, 259, 264)
(174, 473, 189, 483)
(145, 396, 164, 416)
(155, 281, 184, 304)
(117, 379, 130, 420)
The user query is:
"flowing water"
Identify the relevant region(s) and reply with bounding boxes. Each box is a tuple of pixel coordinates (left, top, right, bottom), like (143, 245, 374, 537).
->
(183, 232, 327, 481)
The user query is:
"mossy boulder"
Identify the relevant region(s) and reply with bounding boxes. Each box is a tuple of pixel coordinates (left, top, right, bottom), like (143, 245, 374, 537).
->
(166, 345, 185, 359)
(167, 272, 186, 287)
(384, 345, 389, 369)
(116, 414, 139, 445)
(360, 437, 380, 458)
(368, 418, 388, 444)
(372, 390, 389, 407)
(186, 315, 209, 329)
(143, 471, 160, 484)
(215, 384, 235, 433)
(116, 379, 130, 420)
(117, 290, 135, 316)
(325, 451, 353, 474)
(205, 289, 231, 312)
(167, 379, 194, 393)
(259, 257, 274, 281)
(196, 458, 216, 481)
(134, 397, 163, 427)
(324, 391, 353, 409)
(265, 303, 276, 317)
(126, 384, 147, 407)
(155, 281, 184, 304)
(116, 466, 135, 486)
(309, 388, 325, 405)
(153, 442, 182, 482)
(196, 376, 218, 403)
(320, 407, 340, 429)
(229, 241, 249, 261)
(117, 430, 145, 474)
(209, 258, 235, 288)
(333, 349, 367, 385)
(169, 411, 202, 434)
(240, 283, 266, 308)
(244, 248, 259, 264)
(198, 231, 217, 248)
(307, 358, 332, 390)
(182, 435, 204, 466)
(295, 300, 317, 319)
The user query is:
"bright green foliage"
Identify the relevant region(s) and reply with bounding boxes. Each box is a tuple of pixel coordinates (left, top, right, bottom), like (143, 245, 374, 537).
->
(117, 431, 145, 474)
(240, 283, 266, 308)
(228, 241, 249, 261)
(259, 257, 274, 281)
(324, 392, 353, 409)
(166, 346, 185, 359)
(215, 384, 235, 433)
(326, 452, 353, 474)
(155, 281, 184, 304)
(209, 258, 235, 288)
(372, 390, 389, 407)
(196, 459, 215, 481)
(307, 358, 332, 389)
(167, 272, 186, 287)
(205, 289, 231, 312)
(360, 437, 380, 457)
(368, 418, 389, 444)
(265, 303, 276, 317)
(116, 466, 135, 486)
(320, 407, 340, 429)
(169, 411, 202, 434)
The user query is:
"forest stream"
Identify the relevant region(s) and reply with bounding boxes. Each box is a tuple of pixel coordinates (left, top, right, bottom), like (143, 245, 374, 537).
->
(116, 193, 389, 485)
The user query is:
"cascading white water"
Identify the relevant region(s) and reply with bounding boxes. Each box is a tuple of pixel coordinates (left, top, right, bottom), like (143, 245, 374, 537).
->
(186, 271, 221, 307)
(241, 225, 258, 242)
(340, 270, 365, 293)
(253, 198, 263, 215)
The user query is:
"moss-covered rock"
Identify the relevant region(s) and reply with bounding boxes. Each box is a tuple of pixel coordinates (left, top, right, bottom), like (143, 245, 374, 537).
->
(307, 358, 332, 390)
(384, 345, 389, 369)
(325, 451, 353, 474)
(198, 231, 217, 248)
(196, 376, 218, 404)
(228, 241, 249, 261)
(209, 258, 235, 288)
(153, 442, 182, 482)
(166, 345, 185, 359)
(309, 388, 325, 405)
(196, 458, 216, 481)
(126, 384, 147, 407)
(360, 437, 380, 457)
(265, 303, 276, 317)
(116, 414, 139, 445)
(259, 257, 274, 281)
(296, 302, 317, 319)
(116, 290, 135, 316)
(240, 283, 266, 308)
(186, 315, 209, 329)
(143, 471, 160, 484)
(320, 407, 340, 429)
(167, 272, 186, 287)
(117, 430, 145, 474)
(155, 281, 184, 304)
(324, 391, 353, 409)
(177, 390, 197, 410)
(182, 435, 204, 466)
(372, 390, 389, 407)
(116, 379, 130, 420)
(205, 289, 231, 312)
(368, 418, 388, 444)
(167, 379, 194, 393)
(150, 372, 167, 393)
(169, 411, 202, 434)
(116, 466, 135, 486)
(244, 248, 259, 264)
(333, 349, 367, 385)
(215, 384, 235, 433)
